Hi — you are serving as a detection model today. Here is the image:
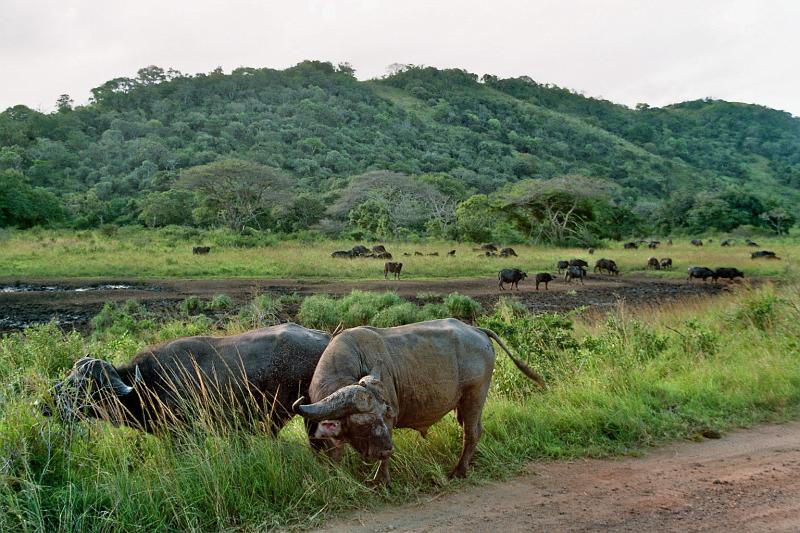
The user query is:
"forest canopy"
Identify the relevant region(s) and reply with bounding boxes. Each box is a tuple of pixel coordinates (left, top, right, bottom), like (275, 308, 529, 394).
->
(1, 61, 799, 242)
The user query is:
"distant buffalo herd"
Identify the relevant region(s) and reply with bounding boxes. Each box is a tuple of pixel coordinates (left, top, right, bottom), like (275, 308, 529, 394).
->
(323, 238, 773, 291)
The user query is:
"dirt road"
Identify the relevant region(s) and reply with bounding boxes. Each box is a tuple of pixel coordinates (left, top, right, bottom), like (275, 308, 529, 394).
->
(0, 274, 731, 332)
(316, 421, 800, 532)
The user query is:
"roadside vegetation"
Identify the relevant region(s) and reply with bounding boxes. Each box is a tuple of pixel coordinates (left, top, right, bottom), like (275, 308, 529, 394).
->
(0, 228, 795, 280)
(1, 283, 799, 531)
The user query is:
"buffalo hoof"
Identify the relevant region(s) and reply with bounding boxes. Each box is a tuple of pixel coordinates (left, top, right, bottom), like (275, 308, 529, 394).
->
(449, 464, 469, 479)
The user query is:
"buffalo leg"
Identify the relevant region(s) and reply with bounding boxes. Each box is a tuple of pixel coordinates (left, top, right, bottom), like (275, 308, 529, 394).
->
(451, 383, 489, 478)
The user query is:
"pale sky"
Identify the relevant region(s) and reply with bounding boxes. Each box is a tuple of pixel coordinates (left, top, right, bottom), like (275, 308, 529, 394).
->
(1, 0, 798, 115)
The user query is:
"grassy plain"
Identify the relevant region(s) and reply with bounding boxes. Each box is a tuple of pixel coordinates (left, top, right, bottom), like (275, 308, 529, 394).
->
(1, 283, 799, 531)
(0, 228, 796, 280)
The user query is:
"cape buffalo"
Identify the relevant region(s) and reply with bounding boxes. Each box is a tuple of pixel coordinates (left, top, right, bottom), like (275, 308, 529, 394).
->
(351, 245, 370, 256)
(691, 239, 703, 247)
(751, 250, 779, 259)
(660, 258, 673, 270)
(647, 256, 660, 270)
(713, 267, 744, 282)
(535, 272, 554, 290)
(46, 324, 331, 436)
(192, 246, 210, 255)
(331, 250, 354, 258)
(624, 242, 638, 249)
(384, 262, 402, 280)
(498, 247, 517, 257)
(687, 266, 715, 282)
(593, 258, 619, 275)
(372, 245, 387, 253)
(498, 268, 527, 290)
(293, 319, 544, 484)
(587, 247, 595, 255)
(556, 260, 569, 274)
(569, 258, 588, 268)
(447, 249, 456, 256)
(564, 265, 586, 284)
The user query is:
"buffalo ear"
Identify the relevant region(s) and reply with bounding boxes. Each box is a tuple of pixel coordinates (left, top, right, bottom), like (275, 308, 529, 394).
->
(315, 420, 342, 438)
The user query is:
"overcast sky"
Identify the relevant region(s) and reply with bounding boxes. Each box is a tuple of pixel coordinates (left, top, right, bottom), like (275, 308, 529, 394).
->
(1, 0, 798, 115)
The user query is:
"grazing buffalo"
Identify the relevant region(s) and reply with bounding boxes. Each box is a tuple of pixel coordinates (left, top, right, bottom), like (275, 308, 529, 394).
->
(569, 258, 588, 268)
(46, 324, 331, 435)
(556, 260, 569, 274)
(687, 266, 715, 282)
(535, 272, 554, 290)
(427, 252, 439, 257)
(624, 242, 638, 249)
(498, 247, 518, 257)
(293, 319, 544, 483)
(648, 241, 660, 249)
(713, 267, 744, 282)
(746, 240, 759, 247)
(447, 249, 456, 257)
(751, 250, 779, 259)
(192, 246, 211, 255)
(691, 239, 703, 247)
(498, 268, 527, 290)
(587, 247, 595, 255)
(414, 251, 424, 256)
(721, 239, 734, 247)
(647, 256, 661, 270)
(594, 258, 619, 275)
(351, 245, 370, 256)
(667, 238, 673, 246)
(660, 258, 673, 270)
(331, 250, 355, 258)
(372, 245, 387, 253)
(403, 252, 411, 256)
(384, 262, 403, 280)
(564, 265, 586, 284)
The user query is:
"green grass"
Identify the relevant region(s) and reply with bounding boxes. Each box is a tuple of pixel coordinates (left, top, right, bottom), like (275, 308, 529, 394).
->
(1, 283, 800, 531)
(0, 228, 796, 280)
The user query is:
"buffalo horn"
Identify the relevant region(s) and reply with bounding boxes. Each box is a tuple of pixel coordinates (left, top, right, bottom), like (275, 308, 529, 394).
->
(294, 384, 372, 421)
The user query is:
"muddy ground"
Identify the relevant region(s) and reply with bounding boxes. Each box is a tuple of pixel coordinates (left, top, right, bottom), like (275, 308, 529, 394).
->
(316, 421, 800, 532)
(0, 275, 736, 333)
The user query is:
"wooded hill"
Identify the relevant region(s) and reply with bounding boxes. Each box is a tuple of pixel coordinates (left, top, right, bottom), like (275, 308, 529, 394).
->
(1, 61, 798, 240)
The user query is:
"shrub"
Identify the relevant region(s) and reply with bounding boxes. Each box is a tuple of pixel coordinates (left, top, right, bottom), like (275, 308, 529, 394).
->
(298, 294, 340, 330)
(443, 293, 482, 320)
(90, 299, 154, 338)
(370, 302, 423, 327)
(180, 295, 203, 314)
(207, 294, 232, 311)
(238, 294, 283, 327)
(416, 291, 442, 302)
(420, 303, 449, 321)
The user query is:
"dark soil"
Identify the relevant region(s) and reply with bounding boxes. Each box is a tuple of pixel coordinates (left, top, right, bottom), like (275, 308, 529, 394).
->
(0, 274, 737, 333)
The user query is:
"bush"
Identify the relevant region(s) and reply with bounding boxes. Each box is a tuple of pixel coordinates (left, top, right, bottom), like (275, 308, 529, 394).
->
(444, 292, 482, 320)
(207, 294, 232, 311)
(370, 302, 423, 327)
(298, 294, 340, 330)
(180, 296, 203, 314)
(420, 303, 449, 321)
(238, 294, 284, 327)
(90, 299, 154, 338)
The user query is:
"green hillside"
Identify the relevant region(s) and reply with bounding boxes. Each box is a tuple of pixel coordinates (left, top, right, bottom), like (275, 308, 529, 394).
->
(1, 61, 798, 241)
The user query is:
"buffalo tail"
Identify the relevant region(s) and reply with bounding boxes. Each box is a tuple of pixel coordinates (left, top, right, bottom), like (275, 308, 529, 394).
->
(477, 328, 546, 389)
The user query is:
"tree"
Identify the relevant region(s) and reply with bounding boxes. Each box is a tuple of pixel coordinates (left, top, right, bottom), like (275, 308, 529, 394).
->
(55, 94, 73, 112)
(495, 176, 604, 245)
(0, 169, 64, 227)
(760, 207, 795, 235)
(138, 190, 198, 227)
(178, 160, 293, 232)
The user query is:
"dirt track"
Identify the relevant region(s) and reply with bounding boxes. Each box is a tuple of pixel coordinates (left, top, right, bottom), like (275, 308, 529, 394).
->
(0, 274, 733, 332)
(316, 421, 800, 533)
